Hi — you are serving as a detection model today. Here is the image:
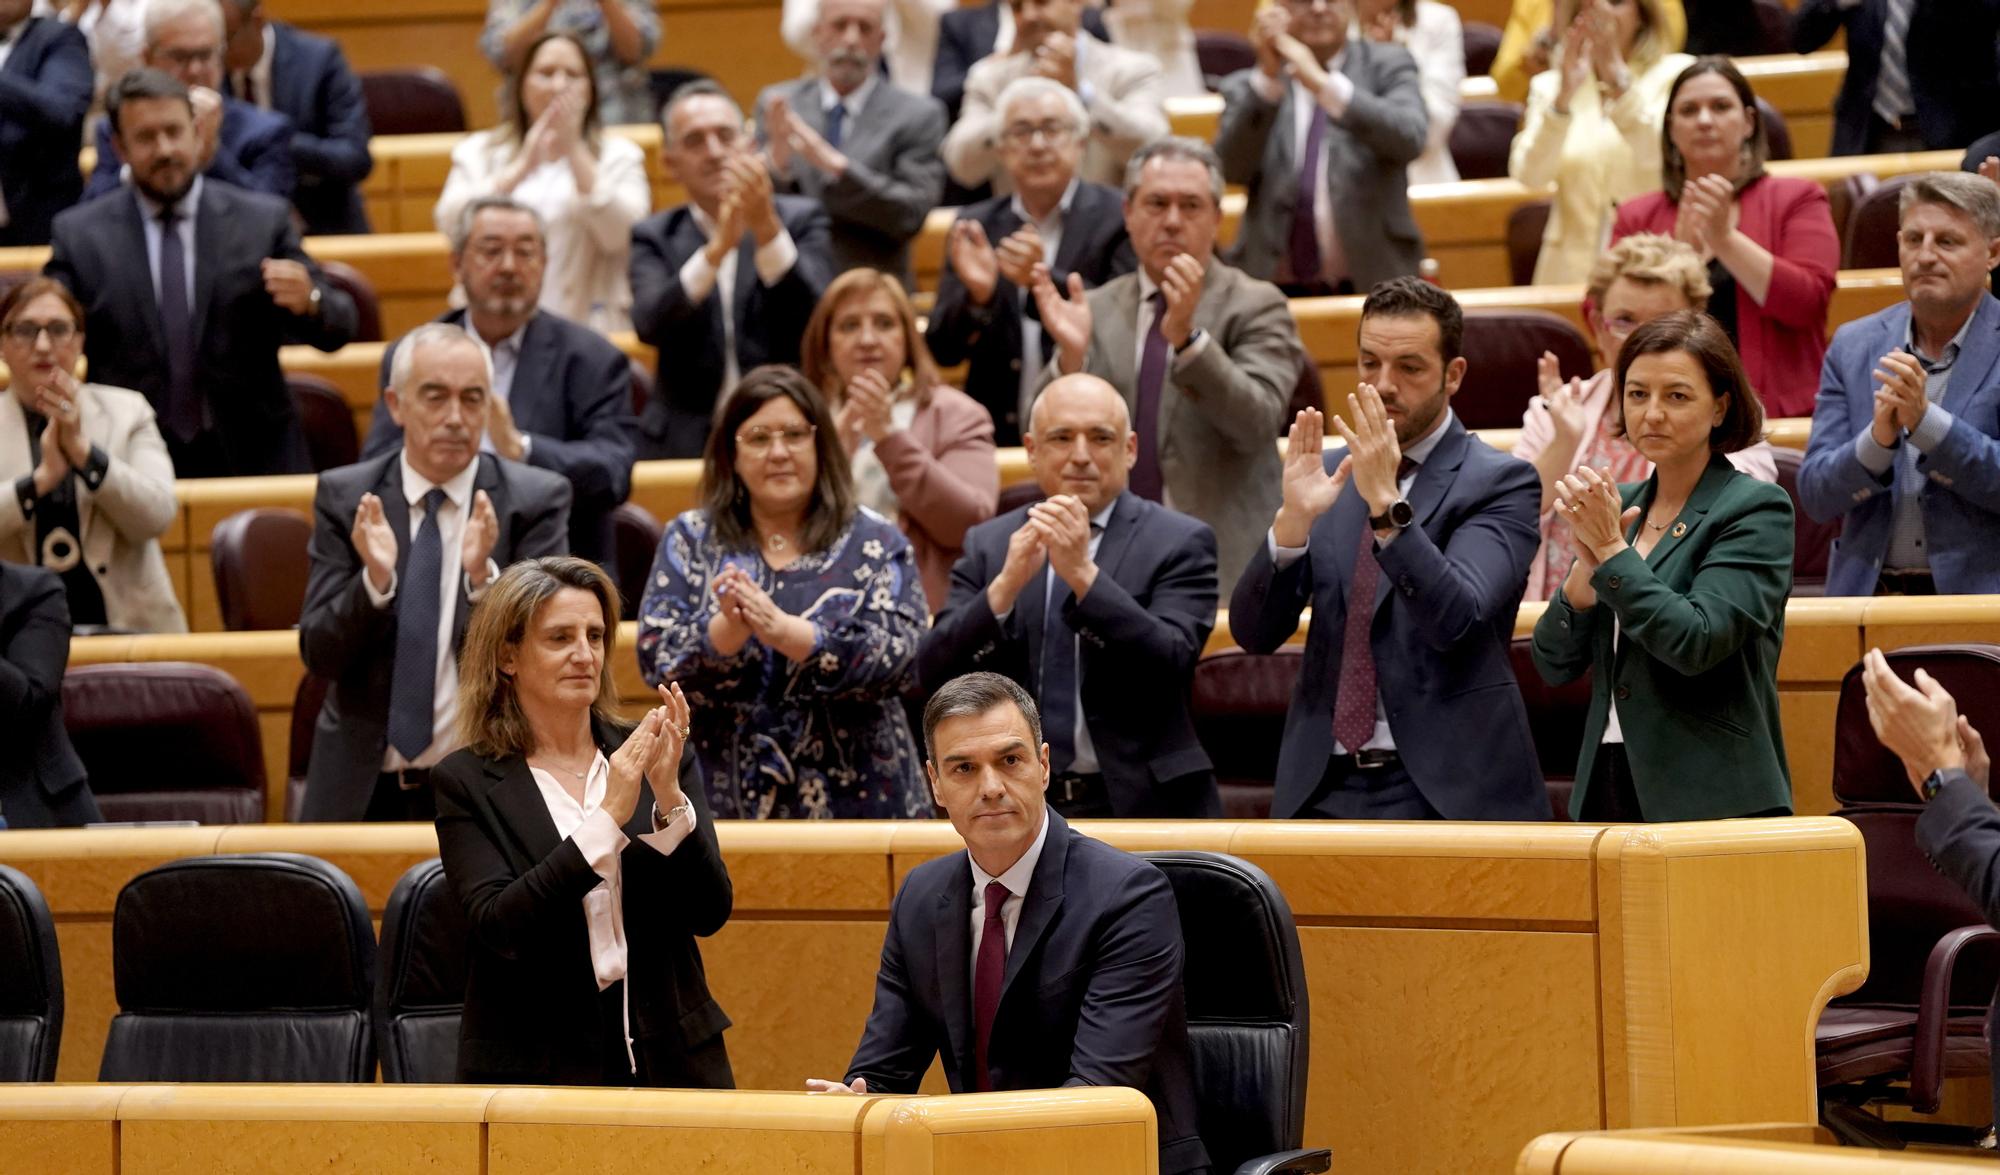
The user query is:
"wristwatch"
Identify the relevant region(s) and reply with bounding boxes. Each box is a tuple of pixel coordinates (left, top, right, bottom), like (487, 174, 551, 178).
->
(1369, 499, 1414, 531)
(1922, 769, 1946, 802)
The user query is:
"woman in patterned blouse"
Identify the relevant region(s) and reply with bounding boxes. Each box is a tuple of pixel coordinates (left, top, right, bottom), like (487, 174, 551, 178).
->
(637, 366, 932, 819)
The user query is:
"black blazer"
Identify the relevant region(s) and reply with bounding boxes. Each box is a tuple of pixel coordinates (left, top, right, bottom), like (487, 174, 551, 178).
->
(917, 491, 1221, 816)
(247, 22, 375, 235)
(45, 180, 358, 477)
(931, 1, 1109, 121)
(1792, 0, 2000, 154)
(433, 715, 734, 1088)
(298, 451, 572, 822)
(0, 18, 91, 247)
(0, 564, 98, 828)
(845, 811, 1209, 1175)
(924, 181, 1135, 446)
(628, 194, 833, 458)
(366, 309, 636, 563)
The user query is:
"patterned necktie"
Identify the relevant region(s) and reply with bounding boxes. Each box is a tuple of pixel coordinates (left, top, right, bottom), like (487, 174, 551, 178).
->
(1332, 457, 1417, 752)
(972, 880, 1009, 1092)
(387, 488, 447, 761)
(1131, 292, 1169, 502)
(824, 102, 846, 150)
(1037, 521, 1103, 774)
(155, 203, 200, 443)
(1873, 0, 1915, 127)
(1288, 103, 1329, 283)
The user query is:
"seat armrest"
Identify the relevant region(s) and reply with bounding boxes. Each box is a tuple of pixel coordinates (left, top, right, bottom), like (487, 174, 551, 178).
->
(1234, 1148, 1334, 1175)
(1911, 924, 2000, 1113)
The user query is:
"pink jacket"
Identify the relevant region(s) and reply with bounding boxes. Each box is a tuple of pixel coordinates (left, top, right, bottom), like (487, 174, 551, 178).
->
(872, 386, 999, 612)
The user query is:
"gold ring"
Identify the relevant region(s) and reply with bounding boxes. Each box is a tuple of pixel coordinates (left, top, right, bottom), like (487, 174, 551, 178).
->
(675, 724, 691, 740)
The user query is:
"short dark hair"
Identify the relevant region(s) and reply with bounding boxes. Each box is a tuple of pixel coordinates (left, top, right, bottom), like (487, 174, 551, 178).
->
(1662, 57, 1768, 203)
(1611, 310, 1765, 453)
(105, 68, 192, 137)
(922, 672, 1041, 762)
(1359, 276, 1463, 364)
(698, 365, 857, 555)
(661, 78, 740, 130)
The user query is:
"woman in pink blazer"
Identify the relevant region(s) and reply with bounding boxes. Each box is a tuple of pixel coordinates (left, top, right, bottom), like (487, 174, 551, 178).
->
(802, 269, 998, 613)
(1611, 56, 1838, 418)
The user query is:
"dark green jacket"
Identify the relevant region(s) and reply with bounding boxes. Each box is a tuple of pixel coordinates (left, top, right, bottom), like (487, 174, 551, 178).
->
(1532, 455, 1794, 821)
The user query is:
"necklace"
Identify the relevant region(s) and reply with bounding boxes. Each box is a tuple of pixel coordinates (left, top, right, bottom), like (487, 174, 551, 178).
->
(1645, 504, 1685, 532)
(534, 756, 592, 782)
(765, 532, 790, 552)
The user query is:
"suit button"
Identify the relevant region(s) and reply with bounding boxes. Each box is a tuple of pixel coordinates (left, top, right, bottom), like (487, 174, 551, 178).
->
(1607, 575, 1622, 590)
(1614, 686, 1631, 701)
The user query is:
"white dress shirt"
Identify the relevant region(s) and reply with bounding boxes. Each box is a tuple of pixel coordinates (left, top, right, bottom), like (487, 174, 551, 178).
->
(1248, 56, 1355, 284)
(135, 175, 202, 313)
(1041, 499, 1115, 773)
(818, 72, 879, 135)
(676, 205, 801, 393)
(232, 23, 276, 109)
(968, 807, 1051, 989)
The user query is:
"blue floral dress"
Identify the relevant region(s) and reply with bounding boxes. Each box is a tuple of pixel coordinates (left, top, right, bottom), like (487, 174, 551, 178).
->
(637, 507, 932, 819)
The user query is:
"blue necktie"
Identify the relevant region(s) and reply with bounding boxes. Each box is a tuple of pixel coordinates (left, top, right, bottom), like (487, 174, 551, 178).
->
(156, 205, 200, 442)
(824, 102, 846, 149)
(387, 488, 447, 761)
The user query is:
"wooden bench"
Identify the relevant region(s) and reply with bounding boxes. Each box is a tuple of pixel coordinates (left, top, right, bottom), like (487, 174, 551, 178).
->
(1520, 1123, 1993, 1172)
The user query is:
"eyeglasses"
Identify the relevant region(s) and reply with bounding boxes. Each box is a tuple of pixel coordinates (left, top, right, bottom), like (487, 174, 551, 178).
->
(155, 46, 220, 68)
(3, 320, 78, 345)
(736, 424, 818, 455)
(1001, 121, 1078, 148)
(1602, 314, 1647, 339)
(466, 242, 543, 265)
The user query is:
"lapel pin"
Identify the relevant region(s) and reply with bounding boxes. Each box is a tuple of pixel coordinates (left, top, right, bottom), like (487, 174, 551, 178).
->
(1670, 521, 1688, 538)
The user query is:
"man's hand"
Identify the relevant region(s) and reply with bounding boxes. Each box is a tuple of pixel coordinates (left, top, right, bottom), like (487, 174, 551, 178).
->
(986, 521, 1048, 616)
(947, 219, 1000, 305)
(763, 95, 798, 175)
(1962, 715, 1991, 793)
(1272, 407, 1350, 548)
(1874, 349, 1929, 434)
(351, 492, 400, 595)
(1272, 33, 1328, 92)
(486, 391, 528, 461)
(1030, 265, 1093, 374)
(462, 489, 499, 589)
(1250, 6, 1288, 79)
(701, 183, 746, 269)
(995, 224, 1045, 289)
(725, 153, 782, 246)
(262, 259, 319, 316)
(1331, 385, 1405, 518)
(1032, 30, 1079, 90)
(1157, 252, 1204, 350)
(1029, 493, 1097, 599)
(189, 85, 223, 167)
(1862, 647, 1967, 790)
(774, 98, 848, 178)
(1980, 156, 2000, 190)
(806, 1077, 868, 1094)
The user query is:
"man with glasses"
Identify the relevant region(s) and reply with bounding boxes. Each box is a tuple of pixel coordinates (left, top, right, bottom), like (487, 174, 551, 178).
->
(363, 197, 636, 565)
(942, 0, 1166, 194)
(1214, 0, 1426, 296)
(0, 0, 91, 246)
(929, 77, 1133, 446)
(81, 0, 293, 203)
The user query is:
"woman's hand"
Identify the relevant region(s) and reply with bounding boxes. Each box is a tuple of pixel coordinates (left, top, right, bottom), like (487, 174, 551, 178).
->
(1554, 465, 1638, 564)
(708, 565, 756, 654)
(605, 707, 667, 826)
(1554, 18, 1591, 112)
(1583, 0, 1629, 95)
(32, 370, 90, 469)
(1538, 370, 1589, 450)
(644, 682, 692, 810)
(844, 367, 896, 442)
(725, 570, 816, 660)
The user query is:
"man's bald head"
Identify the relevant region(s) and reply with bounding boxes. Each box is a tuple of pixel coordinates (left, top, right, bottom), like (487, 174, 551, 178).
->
(1025, 374, 1137, 511)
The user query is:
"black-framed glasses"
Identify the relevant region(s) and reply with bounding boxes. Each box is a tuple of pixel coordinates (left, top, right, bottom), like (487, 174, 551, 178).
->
(3, 321, 78, 345)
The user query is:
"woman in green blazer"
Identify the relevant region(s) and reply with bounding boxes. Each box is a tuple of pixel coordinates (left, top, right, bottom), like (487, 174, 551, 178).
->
(1532, 310, 1793, 821)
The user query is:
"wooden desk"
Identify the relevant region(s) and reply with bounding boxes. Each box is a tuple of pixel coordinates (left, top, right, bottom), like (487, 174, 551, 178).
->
(1519, 1122, 1994, 1171)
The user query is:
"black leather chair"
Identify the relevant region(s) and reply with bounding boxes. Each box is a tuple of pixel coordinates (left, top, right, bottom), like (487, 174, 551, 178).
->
(211, 506, 313, 630)
(1456, 308, 1594, 429)
(1506, 199, 1553, 287)
(319, 259, 381, 343)
(0, 864, 63, 1081)
(62, 662, 266, 824)
(610, 502, 664, 621)
(1196, 31, 1257, 92)
(1843, 176, 1917, 271)
(1757, 96, 1794, 162)
(647, 68, 712, 123)
(100, 853, 377, 1082)
(290, 374, 361, 473)
(286, 672, 331, 822)
(1462, 20, 1501, 76)
(1141, 851, 1328, 1175)
(1190, 648, 1303, 820)
(375, 859, 469, 1083)
(359, 68, 466, 135)
(1508, 636, 1591, 819)
(1448, 100, 1522, 181)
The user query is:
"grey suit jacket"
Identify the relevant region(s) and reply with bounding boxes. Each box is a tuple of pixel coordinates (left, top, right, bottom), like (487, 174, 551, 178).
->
(1034, 261, 1303, 593)
(1213, 41, 1428, 290)
(754, 77, 947, 280)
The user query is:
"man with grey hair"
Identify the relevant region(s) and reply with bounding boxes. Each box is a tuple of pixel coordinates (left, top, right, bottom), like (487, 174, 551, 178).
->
(941, 0, 1167, 193)
(83, 0, 294, 202)
(1030, 136, 1304, 593)
(217, 0, 374, 234)
(1800, 171, 2000, 595)
(301, 322, 571, 822)
(928, 76, 1133, 445)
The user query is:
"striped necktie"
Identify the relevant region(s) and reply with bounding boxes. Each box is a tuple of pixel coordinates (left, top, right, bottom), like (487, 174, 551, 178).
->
(1872, 0, 1916, 128)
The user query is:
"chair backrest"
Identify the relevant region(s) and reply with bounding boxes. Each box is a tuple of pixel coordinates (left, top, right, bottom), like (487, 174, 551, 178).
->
(1769, 447, 1839, 594)
(1448, 100, 1522, 181)
(287, 672, 331, 822)
(1506, 199, 1553, 287)
(1507, 637, 1592, 816)
(1749, 0, 1792, 54)
(1140, 851, 1310, 1173)
(1289, 356, 1325, 425)
(211, 507, 313, 631)
(318, 260, 381, 343)
(1194, 30, 1256, 91)
(61, 662, 265, 824)
(1829, 173, 1880, 245)
(646, 67, 712, 124)
(1456, 308, 1594, 429)
(1756, 96, 1793, 161)
(1190, 648, 1303, 820)
(1462, 20, 1502, 76)
(610, 502, 664, 621)
(289, 374, 360, 473)
(375, 859, 470, 1083)
(996, 480, 1046, 513)
(1843, 175, 1917, 270)
(0, 864, 63, 1081)
(100, 853, 377, 1081)
(628, 356, 654, 418)
(359, 68, 465, 136)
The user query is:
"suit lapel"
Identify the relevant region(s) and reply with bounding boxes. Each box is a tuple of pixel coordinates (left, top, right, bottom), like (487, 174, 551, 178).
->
(1047, 190, 1089, 277)
(1637, 455, 1735, 576)
(1098, 277, 1141, 393)
(377, 454, 413, 582)
(188, 186, 219, 346)
(934, 855, 974, 1084)
(1092, 492, 1141, 585)
(1000, 813, 1068, 999)
(1942, 295, 2000, 418)
(508, 316, 558, 436)
(114, 192, 171, 361)
(481, 755, 565, 869)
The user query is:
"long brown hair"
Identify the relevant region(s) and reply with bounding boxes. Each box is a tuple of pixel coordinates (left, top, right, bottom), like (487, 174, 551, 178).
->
(503, 31, 602, 153)
(1661, 56, 1768, 203)
(455, 556, 625, 759)
(799, 268, 942, 409)
(697, 366, 857, 555)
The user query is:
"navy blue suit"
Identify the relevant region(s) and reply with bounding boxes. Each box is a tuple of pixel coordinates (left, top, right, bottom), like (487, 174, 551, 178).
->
(1230, 416, 1548, 820)
(0, 18, 91, 247)
(0, 563, 99, 828)
(232, 22, 373, 235)
(365, 309, 636, 564)
(916, 491, 1221, 816)
(1796, 295, 2000, 596)
(930, 1, 1109, 121)
(844, 811, 1210, 1175)
(86, 96, 295, 203)
(1791, 0, 2000, 155)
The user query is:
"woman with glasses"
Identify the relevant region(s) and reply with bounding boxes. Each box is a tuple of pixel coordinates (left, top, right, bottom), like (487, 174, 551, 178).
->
(1510, 234, 1774, 601)
(1609, 57, 1839, 418)
(636, 366, 931, 820)
(0, 278, 185, 633)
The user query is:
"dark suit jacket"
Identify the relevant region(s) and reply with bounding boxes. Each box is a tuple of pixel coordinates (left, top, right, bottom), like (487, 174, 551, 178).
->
(433, 715, 733, 1087)
(1532, 456, 1795, 821)
(86, 97, 296, 202)
(931, 1, 1109, 120)
(0, 18, 91, 247)
(0, 564, 99, 828)
(627, 194, 832, 458)
(925, 181, 1134, 446)
(298, 451, 571, 822)
(1915, 767, 2000, 1131)
(1230, 416, 1548, 820)
(45, 180, 358, 477)
(241, 22, 374, 235)
(845, 811, 1209, 1175)
(917, 491, 1221, 816)
(366, 309, 636, 563)
(1792, 0, 2000, 154)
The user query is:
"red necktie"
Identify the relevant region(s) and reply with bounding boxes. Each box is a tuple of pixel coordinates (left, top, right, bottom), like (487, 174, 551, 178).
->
(1333, 458, 1417, 751)
(972, 880, 1009, 1091)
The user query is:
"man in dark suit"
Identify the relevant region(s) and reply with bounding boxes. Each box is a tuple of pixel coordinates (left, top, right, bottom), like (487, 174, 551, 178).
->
(809, 671, 1210, 1175)
(0, 0, 92, 247)
(301, 324, 571, 822)
(48, 69, 355, 478)
(219, 0, 373, 234)
(1213, 0, 1427, 296)
(365, 196, 635, 564)
(1231, 277, 1547, 821)
(932, 0, 1108, 121)
(918, 374, 1219, 817)
(631, 81, 831, 459)
(756, 0, 947, 280)
(928, 77, 1133, 446)
(0, 563, 101, 828)
(82, 0, 294, 204)
(1792, 0, 2000, 156)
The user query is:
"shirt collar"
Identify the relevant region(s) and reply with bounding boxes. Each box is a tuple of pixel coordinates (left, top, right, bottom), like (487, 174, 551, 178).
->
(488, 318, 532, 362)
(257, 23, 275, 72)
(969, 808, 1052, 898)
(134, 174, 205, 219)
(398, 449, 480, 511)
(1401, 406, 1456, 466)
(818, 72, 877, 118)
(1904, 306, 1977, 370)
(1008, 176, 1081, 228)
